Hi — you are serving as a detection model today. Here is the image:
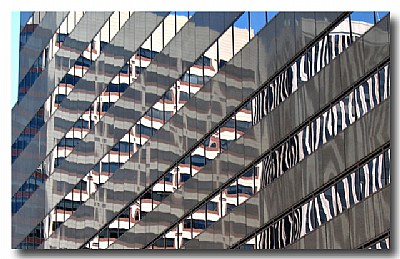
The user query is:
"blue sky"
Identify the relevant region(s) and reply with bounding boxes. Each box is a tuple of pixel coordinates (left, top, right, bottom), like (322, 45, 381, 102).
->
(11, 12, 20, 107)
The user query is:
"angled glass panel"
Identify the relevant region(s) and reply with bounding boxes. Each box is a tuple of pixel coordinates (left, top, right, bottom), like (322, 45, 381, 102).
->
(350, 12, 375, 37)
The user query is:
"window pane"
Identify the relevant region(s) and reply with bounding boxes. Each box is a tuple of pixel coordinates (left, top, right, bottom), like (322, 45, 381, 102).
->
(192, 207, 206, 238)
(350, 12, 374, 36)
(191, 145, 205, 177)
(375, 12, 389, 23)
(236, 101, 252, 138)
(384, 149, 390, 184)
(250, 12, 266, 36)
(329, 17, 351, 57)
(238, 168, 254, 206)
(178, 155, 191, 187)
(267, 12, 278, 22)
(220, 116, 235, 150)
(206, 195, 221, 227)
(222, 180, 238, 216)
(234, 12, 250, 54)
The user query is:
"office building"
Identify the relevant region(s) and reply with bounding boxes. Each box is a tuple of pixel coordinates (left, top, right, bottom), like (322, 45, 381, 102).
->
(12, 11, 390, 250)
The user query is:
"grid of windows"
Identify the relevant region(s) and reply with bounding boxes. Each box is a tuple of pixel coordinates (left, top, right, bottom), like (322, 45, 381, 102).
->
(92, 13, 389, 250)
(146, 63, 390, 249)
(79, 11, 263, 249)
(85, 13, 388, 250)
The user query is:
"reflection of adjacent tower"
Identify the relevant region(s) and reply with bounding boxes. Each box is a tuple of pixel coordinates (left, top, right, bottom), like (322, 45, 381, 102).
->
(15, 12, 256, 249)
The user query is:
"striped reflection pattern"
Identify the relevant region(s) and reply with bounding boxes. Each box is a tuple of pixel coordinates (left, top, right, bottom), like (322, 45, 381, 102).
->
(240, 148, 390, 249)
(258, 63, 389, 190)
(367, 237, 390, 250)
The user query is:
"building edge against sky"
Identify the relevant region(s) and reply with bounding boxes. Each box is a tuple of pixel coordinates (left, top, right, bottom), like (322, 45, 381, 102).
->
(11, 11, 390, 250)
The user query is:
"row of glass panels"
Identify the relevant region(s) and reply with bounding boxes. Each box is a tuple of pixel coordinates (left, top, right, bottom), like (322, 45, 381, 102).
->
(86, 13, 382, 249)
(146, 62, 390, 249)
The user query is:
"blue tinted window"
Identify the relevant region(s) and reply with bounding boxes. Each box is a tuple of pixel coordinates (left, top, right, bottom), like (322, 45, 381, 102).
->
(194, 56, 211, 67)
(64, 138, 79, 148)
(180, 73, 190, 83)
(179, 173, 191, 183)
(219, 59, 227, 69)
(55, 94, 66, 104)
(100, 41, 108, 51)
(106, 83, 119, 92)
(111, 141, 133, 153)
(54, 157, 65, 168)
(102, 162, 122, 173)
(179, 91, 190, 102)
(60, 74, 80, 85)
(238, 184, 253, 195)
(75, 56, 91, 68)
(227, 185, 237, 194)
(74, 119, 89, 129)
(191, 154, 205, 167)
(119, 83, 128, 92)
(138, 47, 158, 59)
(57, 33, 67, 43)
(135, 66, 145, 75)
(139, 124, 153, 137)
(151, 108, 164, 121)
(120, 63, 131, 74)
(102, 102, 114, 112)
(164, 172, 173, 182)
(192, 219, 206, 230)
(226, 203, 236, 213)
(183, 218, 192, 229)
(236, 120, 251, 133)
(78, 179, 87, 191)
(207, 201, 218, 211)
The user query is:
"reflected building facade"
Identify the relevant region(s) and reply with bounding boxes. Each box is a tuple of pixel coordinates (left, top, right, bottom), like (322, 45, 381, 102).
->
(12, 12, 390, 250)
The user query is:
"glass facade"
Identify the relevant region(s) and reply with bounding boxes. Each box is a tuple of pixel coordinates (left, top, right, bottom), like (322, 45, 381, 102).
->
(12, 12, 390, 250)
